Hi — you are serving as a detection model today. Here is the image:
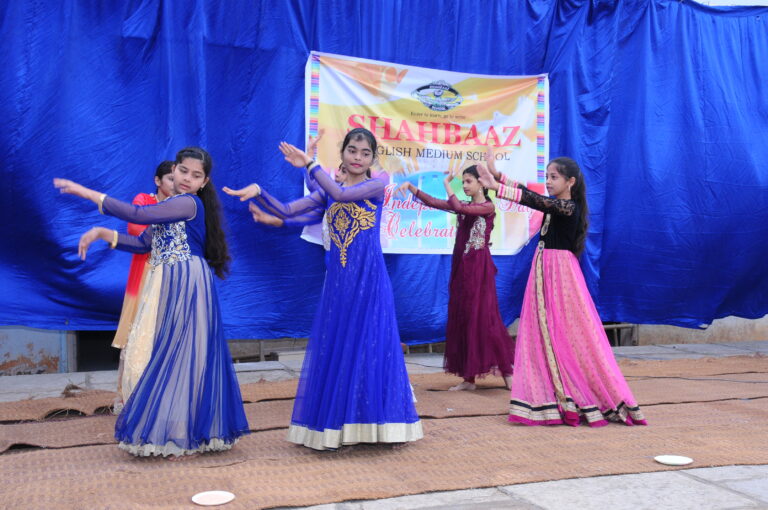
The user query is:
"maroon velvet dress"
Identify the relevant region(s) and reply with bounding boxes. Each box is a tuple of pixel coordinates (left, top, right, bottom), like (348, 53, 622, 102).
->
(415, 190, 516, 381)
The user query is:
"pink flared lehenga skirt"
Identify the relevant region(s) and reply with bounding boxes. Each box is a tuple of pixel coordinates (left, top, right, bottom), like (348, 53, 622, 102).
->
(509, 245, 647, 427)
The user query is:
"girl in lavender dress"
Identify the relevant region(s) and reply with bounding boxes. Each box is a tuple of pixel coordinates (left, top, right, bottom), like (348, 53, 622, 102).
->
(54, 147, 249, 456)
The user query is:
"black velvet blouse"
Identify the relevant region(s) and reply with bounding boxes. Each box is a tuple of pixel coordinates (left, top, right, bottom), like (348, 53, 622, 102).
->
(517, 186, 580, 254)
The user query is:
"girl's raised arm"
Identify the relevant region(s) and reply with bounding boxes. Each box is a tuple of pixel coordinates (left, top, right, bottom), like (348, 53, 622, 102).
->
(279, 142, 383, 202)
(485, 147, 503, 182)
(499, 185, 575, 216)
(308, 164, 384, 202)
(445, 195, 495, 216)
(256, 188, 326, 220)
(413, 171, 494, 216)
(248, 201, 325, 227)
(77, 226, 153, 260)
(519, 187, 575, 216)
(476, 164, 574, 216)
(114, 227, 154, 253)
(101, 195, 198, 225)
(303, 130, 324, 192)
(413, 188, 452, 212)
(54, 178, 197, 225)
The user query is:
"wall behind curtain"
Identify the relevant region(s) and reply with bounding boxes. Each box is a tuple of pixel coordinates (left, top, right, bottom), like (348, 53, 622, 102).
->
(1, 0, 766, 340)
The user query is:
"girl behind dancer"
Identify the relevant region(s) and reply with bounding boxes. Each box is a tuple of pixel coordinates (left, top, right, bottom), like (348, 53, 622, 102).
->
(478, 158, 646, 427)
(113, 160, 174, 409)
(54, 147, 249, 456)
(224, 128, 422, 450)
(399, 167, 514, 391)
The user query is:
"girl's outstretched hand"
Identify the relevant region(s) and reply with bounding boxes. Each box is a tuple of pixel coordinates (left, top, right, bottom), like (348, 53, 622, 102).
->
(485, 147, 502, 181)
(443, 169, 458, 196)
(396, 181, 415, 199)
(307, 129, 325, 159)
(476, 164, 500, 191)
(78, 227, 109, 260)
(53, 178, 98, 201)
(222, 184, 261, 201)
(279, 142, 313, 168)
(248, 202, 284, 227)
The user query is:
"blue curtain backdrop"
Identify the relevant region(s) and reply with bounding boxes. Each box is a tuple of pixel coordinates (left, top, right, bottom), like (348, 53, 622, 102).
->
(1, 0, 766, 341)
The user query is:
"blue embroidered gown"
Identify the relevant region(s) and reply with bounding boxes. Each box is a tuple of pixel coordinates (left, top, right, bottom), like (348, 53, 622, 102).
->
(102, 194, 250, 456)
(257, 167, 423, 450)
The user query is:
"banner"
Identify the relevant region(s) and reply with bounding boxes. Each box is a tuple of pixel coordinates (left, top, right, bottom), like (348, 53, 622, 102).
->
(304, 51, 548, 254)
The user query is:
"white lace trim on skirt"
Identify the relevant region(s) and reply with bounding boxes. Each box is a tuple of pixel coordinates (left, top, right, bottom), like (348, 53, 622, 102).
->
(287, 421, 423, 451)
(118, 437, 237, 457)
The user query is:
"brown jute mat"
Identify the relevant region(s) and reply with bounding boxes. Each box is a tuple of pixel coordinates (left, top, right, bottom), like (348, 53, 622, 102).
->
(1, 357, 766, 454)
(0, 380, 300, 424)
(0, 379, 299, 424)
(1, 356, 763, 423)
(0, 400, 295, 453)
(1, 397, 767, 510)
(618, 354, 767, 377)
(0, 390, 116, 422)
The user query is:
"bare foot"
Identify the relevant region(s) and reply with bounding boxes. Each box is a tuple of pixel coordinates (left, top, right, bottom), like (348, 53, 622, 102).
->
(503, 375, 512, 390)
(449, 381, 476, 391)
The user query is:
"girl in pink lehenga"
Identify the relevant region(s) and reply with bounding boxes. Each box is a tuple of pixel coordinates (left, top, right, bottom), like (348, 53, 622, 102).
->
(399, 167, 515, 391)
(479, 158, 646, 427)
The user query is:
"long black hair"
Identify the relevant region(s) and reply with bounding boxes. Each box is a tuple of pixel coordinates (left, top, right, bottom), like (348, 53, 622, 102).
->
(549, 157, 589, 256)
(462, 165, 490, 200)
(175, 147, 231, 279)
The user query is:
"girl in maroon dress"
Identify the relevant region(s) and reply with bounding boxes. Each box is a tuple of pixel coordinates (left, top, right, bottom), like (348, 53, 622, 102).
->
(399, 166, 515, 391)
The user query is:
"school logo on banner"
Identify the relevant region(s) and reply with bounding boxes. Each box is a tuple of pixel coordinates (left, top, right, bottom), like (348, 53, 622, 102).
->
(303, 51, 549, 255)
(412, 80, 463, 111)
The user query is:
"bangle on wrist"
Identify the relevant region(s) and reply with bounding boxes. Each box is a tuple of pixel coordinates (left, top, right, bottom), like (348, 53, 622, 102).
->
(98, 193, 107, 215)
(498, 183, 511, 201)
(109, 229, 118, 249)
(305, 160, 318, 170)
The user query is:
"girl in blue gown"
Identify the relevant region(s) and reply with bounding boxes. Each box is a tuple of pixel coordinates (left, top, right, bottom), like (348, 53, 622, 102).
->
(54, 147, 249, 457)
(225, 128, 422, 450)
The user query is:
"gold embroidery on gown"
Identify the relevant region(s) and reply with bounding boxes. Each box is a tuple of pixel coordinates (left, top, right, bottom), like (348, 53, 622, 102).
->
(327, 200, 377, 267)
(463, 216, 487, 255)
